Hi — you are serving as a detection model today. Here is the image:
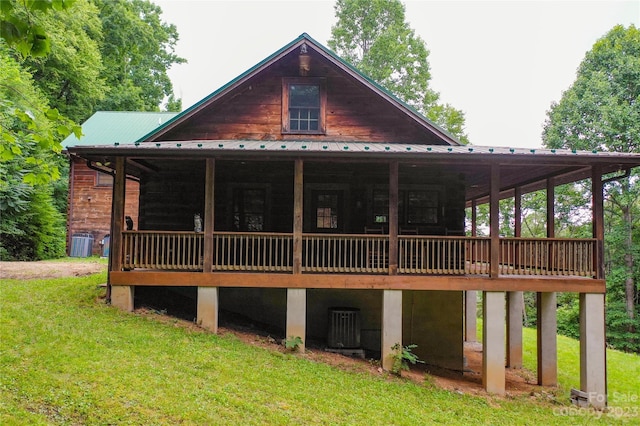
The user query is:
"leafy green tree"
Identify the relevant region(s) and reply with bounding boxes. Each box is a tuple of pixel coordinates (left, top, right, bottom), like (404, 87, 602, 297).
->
(21, 0, 106, 123)
(93, 0, 185, 112)
(543, 24, 640, 351)
(0, 0, 77, 57)
(329, 0, 468, 143)
(0, 41, 69, 259)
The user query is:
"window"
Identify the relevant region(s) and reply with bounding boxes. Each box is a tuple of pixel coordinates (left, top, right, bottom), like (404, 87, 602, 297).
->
(372, 189, 440, 226)
(233, 188, 265, 231)
(406, 190, 439, 224)
(96, 172, 113, 187)
(282, 78, 326, 134)
(313, 191, 342, 231)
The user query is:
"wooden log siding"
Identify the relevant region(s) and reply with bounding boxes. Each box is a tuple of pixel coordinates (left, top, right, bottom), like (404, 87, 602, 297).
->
(120, 231, 596, 277)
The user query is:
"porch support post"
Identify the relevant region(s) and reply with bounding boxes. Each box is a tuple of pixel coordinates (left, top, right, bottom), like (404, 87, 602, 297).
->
(381, 289, 402, 371)
(388, 161, 399, 275)
(109, 157, 130, 310)
(293, 159, 303, 274)
(197, 159, 219, 333)
(286, 159, 306, 351)
(203, 158, 215, 272)
(110, 157, 125, 275)
(286, 289, 306, 352)
(537, 292, 557, 386)
(506, 187, 523, 368)
(592, 165, 605, 279)
(483, 291, 505, 395)
(537, 179, 557, 386)
(580, 293, 607, 409)
(581, 166, 606, 409)
(465, 200, 477, 342)
(197, 287, 219, 332)
(489, 164, 500, 278)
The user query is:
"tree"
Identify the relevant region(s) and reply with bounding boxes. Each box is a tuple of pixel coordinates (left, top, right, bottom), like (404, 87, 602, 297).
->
(329, 0, 468, 144)
(543, 24, 640, 351)
(21, 0, 106, 123)
(0, 41, 69, 259)
(93, 0, 185, 112)
(0, 0, 77, 57)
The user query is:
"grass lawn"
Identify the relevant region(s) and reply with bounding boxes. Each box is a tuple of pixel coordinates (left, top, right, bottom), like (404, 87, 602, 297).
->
(1, 272, 638, 424)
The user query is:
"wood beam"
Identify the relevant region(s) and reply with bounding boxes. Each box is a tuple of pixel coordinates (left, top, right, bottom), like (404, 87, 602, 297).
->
(110, 157, 126, 274)
(110, 271, 606, 293)
(389, 161, 399, 275)
(592, 166, 605, 280)
(490, 164, 500, 278)
(293, 159, 303, 274)
(546, 179, 555, 238)
(471, 199, 477, 237)
(514, 187, 522, 238)
(203, 158, 215, 272)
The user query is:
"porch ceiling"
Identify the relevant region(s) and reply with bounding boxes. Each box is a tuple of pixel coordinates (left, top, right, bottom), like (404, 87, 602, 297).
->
(68, 140, 640, 204)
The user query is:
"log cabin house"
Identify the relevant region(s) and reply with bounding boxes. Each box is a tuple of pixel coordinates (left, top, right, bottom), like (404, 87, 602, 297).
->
(63, 112, 178, 256)
(65, 34, 640, 408)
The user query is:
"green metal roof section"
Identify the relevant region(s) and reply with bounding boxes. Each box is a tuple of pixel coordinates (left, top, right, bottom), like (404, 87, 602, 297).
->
(139, 33, 461, 145)
(62, 111, 179, 148)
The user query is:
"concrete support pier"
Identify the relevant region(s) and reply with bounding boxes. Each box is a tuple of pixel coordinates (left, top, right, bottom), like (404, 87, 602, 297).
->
(197, 287, 219, 332)
(465, 290, 477, 342)
(381, 290, 403, 371)
(111, 285, 134, 312)
(537, 292, 557, 386)
(506, 291, 523, 368)
(483, 291, 505, 395)
(286, 288, 306, 352)
(580, 293, 607, 409)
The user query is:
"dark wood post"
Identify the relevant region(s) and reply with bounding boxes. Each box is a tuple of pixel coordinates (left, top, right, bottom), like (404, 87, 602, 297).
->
(592, 165, 604, 279)
(514, 187, 522, 238)
(293, 159, 303, 274)
(489, 163, 500, 278)
(388, 161, 399, 275)
(203, 158, 215, 272)
(110, 157, 126, 274)
(107, 156, 126, 303)
(471, 199, 477, 237)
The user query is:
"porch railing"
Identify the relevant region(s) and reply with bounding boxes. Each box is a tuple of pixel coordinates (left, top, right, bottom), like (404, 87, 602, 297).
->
(120, 231, 596, 278)
(214, 232, 293, 272)
(302, 234, 388, 273)
(499, 238, 595, 277)
(123, 231, 204, 270)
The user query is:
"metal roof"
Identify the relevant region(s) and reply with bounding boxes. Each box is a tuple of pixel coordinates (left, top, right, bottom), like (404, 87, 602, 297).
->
(62, 111, 179, 148)
(71, 139, 640, 163)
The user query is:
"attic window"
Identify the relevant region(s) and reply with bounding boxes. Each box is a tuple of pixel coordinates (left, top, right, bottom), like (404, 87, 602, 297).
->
(282, 78, 326, 134)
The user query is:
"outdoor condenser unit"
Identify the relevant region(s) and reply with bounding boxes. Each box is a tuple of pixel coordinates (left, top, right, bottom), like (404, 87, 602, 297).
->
(327, 307, 361, 349)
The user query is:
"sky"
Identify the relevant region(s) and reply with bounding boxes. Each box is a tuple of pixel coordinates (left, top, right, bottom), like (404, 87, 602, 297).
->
(153, 0, 639, 148)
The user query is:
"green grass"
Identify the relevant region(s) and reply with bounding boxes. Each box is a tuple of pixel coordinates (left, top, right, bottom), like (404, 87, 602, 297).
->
(1, 274, 638, 425)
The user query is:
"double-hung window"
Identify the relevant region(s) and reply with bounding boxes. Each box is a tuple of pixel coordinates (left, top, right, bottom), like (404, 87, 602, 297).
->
(282, 78, 326, 134)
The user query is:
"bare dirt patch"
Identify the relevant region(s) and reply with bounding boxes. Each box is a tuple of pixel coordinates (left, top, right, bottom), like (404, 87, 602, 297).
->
(0, 260, 107, 280)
